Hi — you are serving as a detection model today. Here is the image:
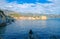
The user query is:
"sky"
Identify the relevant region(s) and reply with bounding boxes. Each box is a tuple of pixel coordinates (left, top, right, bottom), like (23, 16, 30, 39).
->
(0, 0, 60, 14)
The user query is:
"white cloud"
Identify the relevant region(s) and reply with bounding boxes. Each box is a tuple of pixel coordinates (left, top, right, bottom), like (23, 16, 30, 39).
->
(0, 0, 60, 14)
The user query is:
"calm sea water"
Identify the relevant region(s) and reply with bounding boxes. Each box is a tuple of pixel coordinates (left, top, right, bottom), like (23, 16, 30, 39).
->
(0, 19, 60, 39)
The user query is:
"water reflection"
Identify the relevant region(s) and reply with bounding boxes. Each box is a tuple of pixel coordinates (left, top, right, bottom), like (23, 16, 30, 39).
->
(50, 35, 57, 39)
(0, 26, 6, 39)
(40, 20, 47, 28)
(0, 27, 6, 34)
(0, 19, 60, 39)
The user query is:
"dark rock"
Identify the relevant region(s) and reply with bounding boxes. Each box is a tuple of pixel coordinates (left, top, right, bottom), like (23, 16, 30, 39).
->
(0, 23, 6, 27)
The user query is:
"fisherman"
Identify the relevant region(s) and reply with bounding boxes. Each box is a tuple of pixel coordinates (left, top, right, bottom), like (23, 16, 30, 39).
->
(29, 29, 34, 39)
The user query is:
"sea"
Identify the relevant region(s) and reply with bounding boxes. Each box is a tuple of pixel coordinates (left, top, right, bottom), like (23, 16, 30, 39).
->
(0, 19, 60, 39)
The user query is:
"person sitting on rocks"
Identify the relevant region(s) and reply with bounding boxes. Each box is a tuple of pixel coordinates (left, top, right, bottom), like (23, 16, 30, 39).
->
(29, 29, 34, 39)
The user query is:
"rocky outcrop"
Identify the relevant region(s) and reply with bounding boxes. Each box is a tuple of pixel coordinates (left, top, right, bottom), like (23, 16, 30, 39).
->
(0, 10, 15, 26)
(0, 10, 7, 26)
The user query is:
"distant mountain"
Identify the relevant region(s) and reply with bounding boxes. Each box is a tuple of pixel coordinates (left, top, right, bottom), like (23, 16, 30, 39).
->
(0, 9, 60, 19)
(0, 9, 19, 15)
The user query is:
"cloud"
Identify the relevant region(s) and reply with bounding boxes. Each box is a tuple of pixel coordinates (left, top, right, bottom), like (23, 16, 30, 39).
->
(0, 0, 60, 14)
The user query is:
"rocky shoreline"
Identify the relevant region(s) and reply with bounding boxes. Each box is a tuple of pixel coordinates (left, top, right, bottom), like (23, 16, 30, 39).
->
(0, 10, 15, 27)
